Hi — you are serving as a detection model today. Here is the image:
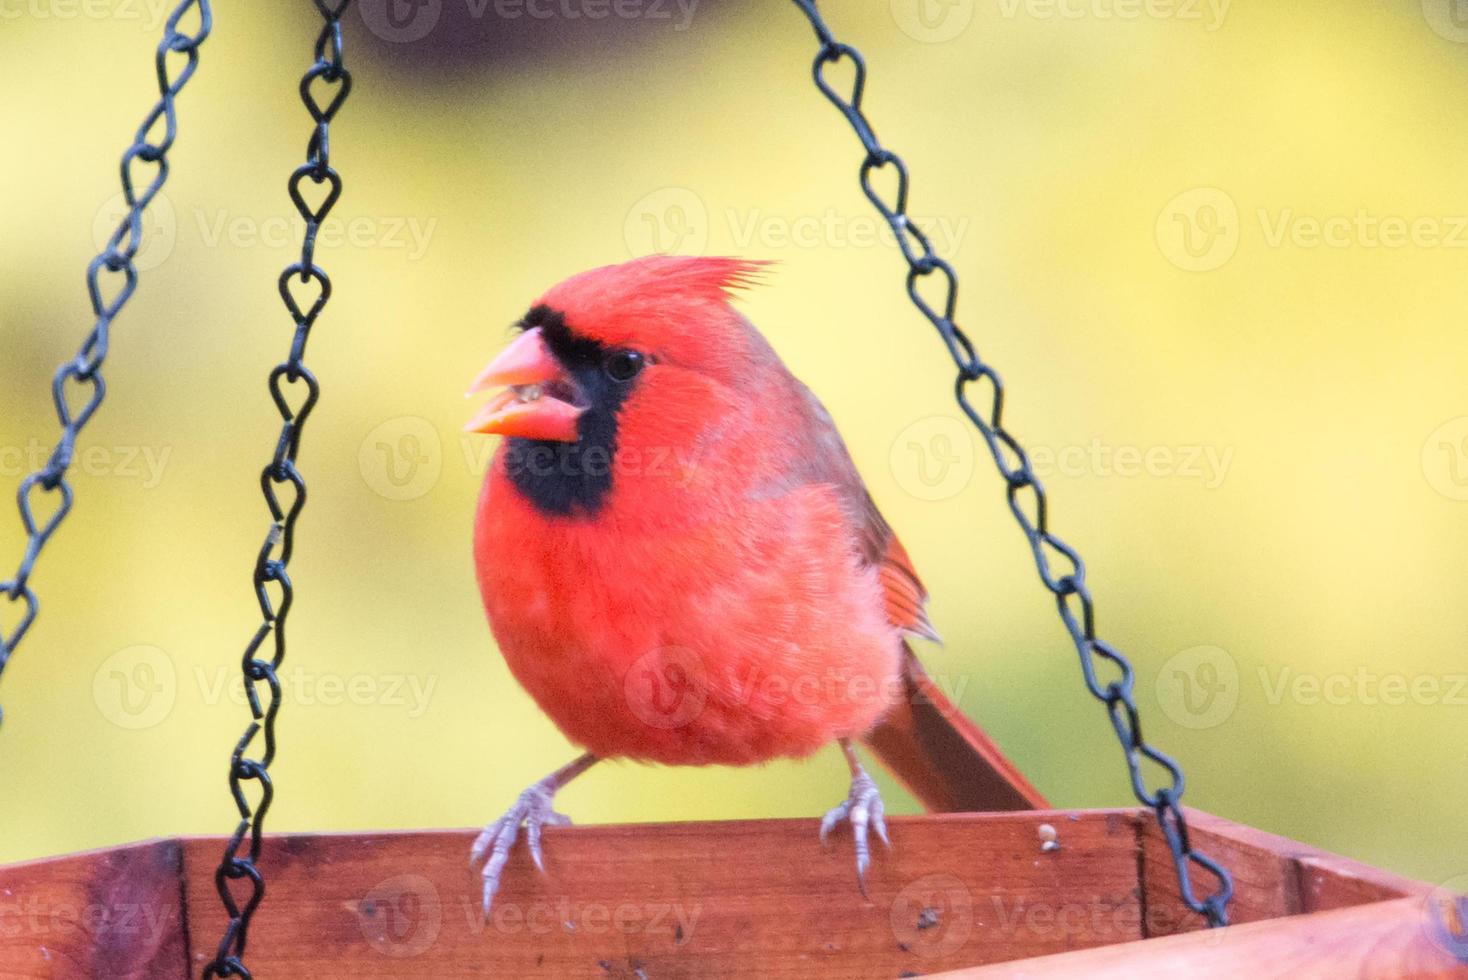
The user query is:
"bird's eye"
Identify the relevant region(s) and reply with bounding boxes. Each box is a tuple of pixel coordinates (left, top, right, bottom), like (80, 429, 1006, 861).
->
(603, 349, 645, 382)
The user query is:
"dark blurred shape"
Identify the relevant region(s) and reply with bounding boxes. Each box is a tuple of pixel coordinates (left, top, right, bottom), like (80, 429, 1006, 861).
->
(348, 0, 733, 80)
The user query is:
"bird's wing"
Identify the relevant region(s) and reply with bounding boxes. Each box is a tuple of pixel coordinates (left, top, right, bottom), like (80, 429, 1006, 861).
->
(857, 496, 942, 644)
(783, 376, 1047, 812)
(784, 380, 939, 642)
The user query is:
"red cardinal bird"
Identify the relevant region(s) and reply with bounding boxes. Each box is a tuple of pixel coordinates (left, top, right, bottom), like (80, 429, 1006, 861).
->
(466, 255, 999, 913)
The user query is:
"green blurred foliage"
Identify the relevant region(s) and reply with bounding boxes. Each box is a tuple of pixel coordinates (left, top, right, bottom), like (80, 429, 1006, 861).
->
(0, 0, 1463, 892)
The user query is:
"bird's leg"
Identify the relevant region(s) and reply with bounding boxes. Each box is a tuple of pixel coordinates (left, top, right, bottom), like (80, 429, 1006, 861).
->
(471, 752, 597, 914)
(819, 737, 891, 896)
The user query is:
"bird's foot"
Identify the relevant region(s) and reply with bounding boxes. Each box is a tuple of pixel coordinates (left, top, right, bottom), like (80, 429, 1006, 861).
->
(470, 779, 572, 915)
(819, 765, 890, 896)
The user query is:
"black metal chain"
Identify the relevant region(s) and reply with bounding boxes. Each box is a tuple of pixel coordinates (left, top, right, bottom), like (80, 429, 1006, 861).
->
(202, 3, 353, 977)
(787, 0, 1234, 928)
(0, 0, 213, 721)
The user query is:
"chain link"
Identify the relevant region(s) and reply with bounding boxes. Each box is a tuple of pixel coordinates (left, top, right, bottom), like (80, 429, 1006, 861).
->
(0, 0, 213, 721)
(202, 3, 353, 976)
(788, 0, 1234, 927)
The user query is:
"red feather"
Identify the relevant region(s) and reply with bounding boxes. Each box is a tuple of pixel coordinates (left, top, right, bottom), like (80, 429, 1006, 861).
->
(474, 257, 937, 767)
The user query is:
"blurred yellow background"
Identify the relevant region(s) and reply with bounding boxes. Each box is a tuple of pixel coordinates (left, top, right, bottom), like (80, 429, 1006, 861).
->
(0, 0, 1463, 896)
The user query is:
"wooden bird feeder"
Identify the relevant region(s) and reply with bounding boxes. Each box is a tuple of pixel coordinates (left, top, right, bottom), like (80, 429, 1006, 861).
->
(0, 665, 1463, 978)
(1, 3, 1463, 979)
(0, 805, 1462, 978)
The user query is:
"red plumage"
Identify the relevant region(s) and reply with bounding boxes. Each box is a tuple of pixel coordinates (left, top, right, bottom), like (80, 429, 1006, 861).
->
(472, 255, 937, 767)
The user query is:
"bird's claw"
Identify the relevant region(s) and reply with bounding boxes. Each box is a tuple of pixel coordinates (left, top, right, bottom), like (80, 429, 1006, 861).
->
(470, 782, 572, 915)
(819, 768, 889, 896)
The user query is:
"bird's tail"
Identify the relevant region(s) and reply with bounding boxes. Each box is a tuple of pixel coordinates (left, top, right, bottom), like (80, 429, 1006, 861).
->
(862, 645, 1047, 812)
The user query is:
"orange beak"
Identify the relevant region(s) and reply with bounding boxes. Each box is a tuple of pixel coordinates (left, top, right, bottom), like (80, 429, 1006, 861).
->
(465, 327, 583, 442)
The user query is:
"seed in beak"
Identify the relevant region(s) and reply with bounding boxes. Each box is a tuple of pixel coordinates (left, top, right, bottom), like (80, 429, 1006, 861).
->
(514, 384, 543, 403)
